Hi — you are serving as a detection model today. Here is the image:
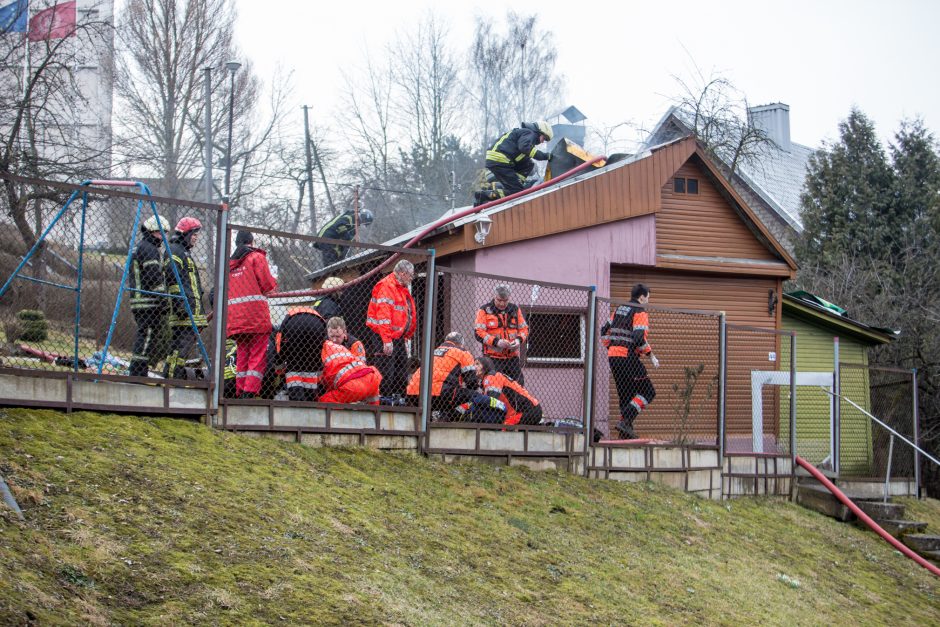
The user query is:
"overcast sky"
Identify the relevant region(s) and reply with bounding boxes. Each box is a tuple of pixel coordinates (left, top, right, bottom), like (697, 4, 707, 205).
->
(233, 0, 939, 152)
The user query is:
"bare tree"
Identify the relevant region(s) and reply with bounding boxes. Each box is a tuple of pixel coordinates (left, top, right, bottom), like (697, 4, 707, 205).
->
(114, 0, 285, 210)
(337, 53, 397, 191)
(0, 2, 112, 259)
(670, 71, 772, 181)
(391, 11, 464, 161)
(467, 12, 566, 148)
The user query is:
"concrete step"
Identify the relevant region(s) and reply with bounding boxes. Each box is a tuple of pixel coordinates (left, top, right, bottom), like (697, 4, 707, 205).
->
(855, 500, 906, 521)
(901, 534, 940, 554)
(854, 519, 927, 538)
(922, 550, 940, 564)
(796, 483, 854, 522)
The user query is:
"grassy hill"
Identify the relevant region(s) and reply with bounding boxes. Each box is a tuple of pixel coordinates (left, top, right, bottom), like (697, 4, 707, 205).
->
(0, 408, 938, 625)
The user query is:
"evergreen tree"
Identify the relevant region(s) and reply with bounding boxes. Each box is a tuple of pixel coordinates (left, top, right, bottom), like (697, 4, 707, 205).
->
(798, 109, 896, 267)
(890, 119, 940, 244)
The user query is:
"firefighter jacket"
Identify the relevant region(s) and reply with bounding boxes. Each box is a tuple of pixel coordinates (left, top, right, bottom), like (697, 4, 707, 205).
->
(315, 212, 357, 257)
(321, 339, 371, 392)
(312, 295, 342, 320)
(475, 300, 528, 359)
(165, 233, 207, 328)
(226, 245, 277, 336)
(600, 304, 651, 358)
(485, 123, 549, 169)
(130, 232, 166, 311)
(407, 341, 477, 397)
(366, 272, 416, 344)
(345, 333, 366, 359)
(223, 339, 237, 382)
(482, 371, 540, 425)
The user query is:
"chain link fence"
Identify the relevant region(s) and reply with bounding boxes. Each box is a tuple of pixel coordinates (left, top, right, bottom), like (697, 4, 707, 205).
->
(219, 223, 432, 408)
(428, 267, 591, 429)
(592, 298, 721, 444)
(0, 174, 221, 383)
(838, 363, 917, 479)
(724, 325, 794, 455)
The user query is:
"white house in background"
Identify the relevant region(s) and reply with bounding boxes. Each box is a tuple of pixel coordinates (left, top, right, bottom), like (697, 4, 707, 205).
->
(644, 103, 815, 254)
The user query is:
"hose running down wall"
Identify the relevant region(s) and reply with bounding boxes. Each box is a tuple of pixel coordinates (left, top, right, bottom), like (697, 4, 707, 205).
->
(270, 156, 607, 299)
(795, 456, 940, 578)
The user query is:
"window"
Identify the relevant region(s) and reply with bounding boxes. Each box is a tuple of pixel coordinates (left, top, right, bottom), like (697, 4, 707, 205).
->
(673, 177, 699, 194)
(525, 310, 585, 365)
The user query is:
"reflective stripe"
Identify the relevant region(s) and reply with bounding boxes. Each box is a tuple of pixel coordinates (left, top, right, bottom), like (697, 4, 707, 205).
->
(332, 361, 365, 387)
(461, 365, 476, 373)
(324, 350, 357, 364)
(367, 317, 391, 326)
(485, 385, 501, 394)
(485, 149, 511, 164)
(142, 259, 161, 267)
(236, 370, 264, 380)
(371, 297, 395, 305)
(228, 295, 267, 305)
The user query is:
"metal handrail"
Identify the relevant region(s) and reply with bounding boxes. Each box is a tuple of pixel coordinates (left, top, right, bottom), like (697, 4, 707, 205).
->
(818, 387, 940, 468)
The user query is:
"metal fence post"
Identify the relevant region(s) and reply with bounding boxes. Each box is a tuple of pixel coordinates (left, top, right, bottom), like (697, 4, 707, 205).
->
(790, 332, 797, 469)
(718, 312, 727, 460)
(833, 337, 841, 476)
(419, 250, 437, 451)
(912, 367, 921, 499)
(211, 205, 229, 415)
(581, 287, 597, 477)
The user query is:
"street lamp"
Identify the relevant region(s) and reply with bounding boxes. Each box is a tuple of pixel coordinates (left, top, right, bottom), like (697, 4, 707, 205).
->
(223, 60, 241, 199)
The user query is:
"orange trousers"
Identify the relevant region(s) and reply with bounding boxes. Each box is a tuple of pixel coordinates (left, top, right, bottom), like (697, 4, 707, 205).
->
(319, 367, 382, 405)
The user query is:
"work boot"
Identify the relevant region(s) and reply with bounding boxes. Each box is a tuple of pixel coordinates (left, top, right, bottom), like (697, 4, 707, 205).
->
(615, 420, 638, 440)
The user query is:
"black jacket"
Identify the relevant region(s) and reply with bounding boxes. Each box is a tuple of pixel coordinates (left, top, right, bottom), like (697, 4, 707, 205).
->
(165, 232, 206, 327)
(485, 123, 549, 169)
(130, 232, 166, 311)
(315, 212, 357, 255)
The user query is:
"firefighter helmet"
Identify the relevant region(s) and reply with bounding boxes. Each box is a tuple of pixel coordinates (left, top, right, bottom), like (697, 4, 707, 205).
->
(535, 120, 553, 141)
(321, 276, 344, 289)
(175, 217, 202, 234)
(359, 208, 374, 225)
(142, 215, 170, 233)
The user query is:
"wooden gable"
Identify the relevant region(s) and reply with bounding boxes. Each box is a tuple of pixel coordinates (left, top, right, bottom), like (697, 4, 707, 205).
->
(655, 157, 793, 277)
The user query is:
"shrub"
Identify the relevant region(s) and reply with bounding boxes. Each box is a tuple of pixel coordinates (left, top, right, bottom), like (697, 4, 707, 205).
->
(16, 309, 48, 342)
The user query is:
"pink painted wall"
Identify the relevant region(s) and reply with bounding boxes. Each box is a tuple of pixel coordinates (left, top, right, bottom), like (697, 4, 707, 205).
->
(471, 214, 656, 297)
(437, 215, 656, 422)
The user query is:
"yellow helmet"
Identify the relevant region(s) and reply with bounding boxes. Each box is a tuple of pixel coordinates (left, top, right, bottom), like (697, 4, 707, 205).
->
(321, 276, 344, 289)
(536, 120, 553, 141)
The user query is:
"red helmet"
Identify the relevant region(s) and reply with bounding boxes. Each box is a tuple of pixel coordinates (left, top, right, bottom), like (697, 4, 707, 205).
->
(175, 217, 202, 234)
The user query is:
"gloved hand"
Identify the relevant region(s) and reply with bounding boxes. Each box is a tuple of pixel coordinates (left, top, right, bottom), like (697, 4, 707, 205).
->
(650, 354, 660, 368)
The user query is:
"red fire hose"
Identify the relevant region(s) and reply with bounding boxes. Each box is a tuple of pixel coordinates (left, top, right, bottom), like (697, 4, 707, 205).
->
(270, 156, 606, 299)
(795, 456, 940, 578)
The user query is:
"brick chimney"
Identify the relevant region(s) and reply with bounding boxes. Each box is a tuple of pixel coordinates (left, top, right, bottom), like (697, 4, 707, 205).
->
(747, 103, 791, 151)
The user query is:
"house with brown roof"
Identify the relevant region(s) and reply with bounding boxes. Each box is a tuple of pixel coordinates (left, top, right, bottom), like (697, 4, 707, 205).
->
(372, 136, 799, 443)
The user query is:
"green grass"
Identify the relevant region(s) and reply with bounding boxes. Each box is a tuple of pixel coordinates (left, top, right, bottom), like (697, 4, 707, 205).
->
(0, 408, 938, 625)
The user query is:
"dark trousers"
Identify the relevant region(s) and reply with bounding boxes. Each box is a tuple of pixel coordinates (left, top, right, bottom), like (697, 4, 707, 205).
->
(164, 324, 205, 380)
(130, 308, 165, 378)
(491, 356, 524, 385)
(280, 313, 326, 401)
(437, 388, 505, 423)
(486, 162, 528, 196)
(373, 337, 408, 398)
(517, 404, 543, 425)
(609, 355, 656, 426)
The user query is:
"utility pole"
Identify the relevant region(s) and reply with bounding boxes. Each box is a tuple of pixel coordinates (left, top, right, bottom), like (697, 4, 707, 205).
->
(353, 186, 360, 242)
(302, 105, 317, 232)
(311, 135, 335, 216)
(450, 169, 457, 211)
(203, 67, 213, 204)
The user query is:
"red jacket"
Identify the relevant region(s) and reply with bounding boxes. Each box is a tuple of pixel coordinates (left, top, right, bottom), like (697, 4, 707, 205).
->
(226, 247, 277, 336)
(366, 272, 416, 344)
